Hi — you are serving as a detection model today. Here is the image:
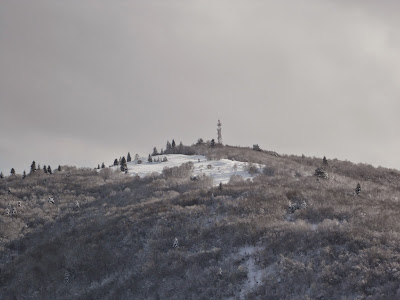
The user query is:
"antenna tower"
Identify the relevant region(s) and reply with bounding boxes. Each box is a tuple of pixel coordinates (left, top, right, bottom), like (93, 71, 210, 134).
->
(217, 120, 222, 145)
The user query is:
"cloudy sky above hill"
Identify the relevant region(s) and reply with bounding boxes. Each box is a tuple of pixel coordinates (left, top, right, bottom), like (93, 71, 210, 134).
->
(1, 0, 400, 173)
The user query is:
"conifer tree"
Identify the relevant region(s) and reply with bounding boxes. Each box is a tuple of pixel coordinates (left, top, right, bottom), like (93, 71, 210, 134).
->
(43, 165, 47, 173)
(166, 141, 172, 151)
(253, 144, 261, 151)
(47, 165, 52, 174)
(10, 168, 15, 175)
(178, 142, 183, 153)
(23, 171, 26, 179)
(58, 165, 62, 172)
(197, 138, 204, 145)
(152, 147, 158, 156)
(323, 156, 328, 166)
(172, 139, 176, 149)
(101, 162, 105, 169)
(127, 152, 132, 162)
(314, 167, 328, 179)
(118, 157, 122, 165)
(0, 172, 3, 179)
(355, 183, 361, 195)
(210, 139, 216, 147)
(30, 161, 36, 173)
(113, 159, 118, 166)
(148, 154, 153, 163)
(120, 156, 127, 172)
(160, 148, 164, 155)
(97, 164, 100, 169)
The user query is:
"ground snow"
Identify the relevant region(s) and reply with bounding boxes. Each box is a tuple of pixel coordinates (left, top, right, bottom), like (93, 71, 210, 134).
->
(114, 154, 263, 186)
(238, 245, 264, 299)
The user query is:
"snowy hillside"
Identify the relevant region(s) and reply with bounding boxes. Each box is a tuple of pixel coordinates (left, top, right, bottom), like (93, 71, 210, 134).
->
(113, 154, 263, 186)
(5, 145, 400, 299)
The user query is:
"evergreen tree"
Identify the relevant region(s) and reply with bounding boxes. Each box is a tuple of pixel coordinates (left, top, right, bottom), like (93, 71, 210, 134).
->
(97, 164, 100, 169)
(253, 144, 261, 151)
(10, 168, 15, 175)
(152, 147, 158, 156)
(0, 172, 3, 179)
(23, 171, 26, 179)
(197, 138, 204, 145)
(113, 158, 118, 166)
(120, 156, 127, 172)
(48, 165, 52, 174)
(37, 164, 40, 170)
(101, 162, 105, 169)
(166, 141, 172, 151)
(160, 148, 164, 155)
(172, 139, 176, 148)
(30, 161, 36, 173)
(127, 152, 132, 162)
(58, 165, 62, 171)
(314, 167, 328, 179)
(148, 154, 153, 163)
(355, 183, 361, 195)
(43, 165, 47, 173)
(178, 142, 183, 153)
(323, 156, 328, 166)
(210, 139, 216, 147)
(118, 157, 122, 165)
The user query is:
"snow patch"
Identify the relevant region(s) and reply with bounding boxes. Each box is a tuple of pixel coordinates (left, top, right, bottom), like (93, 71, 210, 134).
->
(238, 245, 264, 299)
(113, 154, 263, 186)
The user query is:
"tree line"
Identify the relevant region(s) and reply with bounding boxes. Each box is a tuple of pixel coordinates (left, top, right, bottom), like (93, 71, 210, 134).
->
(0, 161, 62, 179)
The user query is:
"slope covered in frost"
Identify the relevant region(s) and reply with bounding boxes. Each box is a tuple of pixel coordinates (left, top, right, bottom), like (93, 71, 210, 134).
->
(115, 154, 263, 186)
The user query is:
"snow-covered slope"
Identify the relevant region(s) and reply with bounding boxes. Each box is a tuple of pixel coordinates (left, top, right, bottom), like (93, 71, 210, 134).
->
(114, 154, 263, 186)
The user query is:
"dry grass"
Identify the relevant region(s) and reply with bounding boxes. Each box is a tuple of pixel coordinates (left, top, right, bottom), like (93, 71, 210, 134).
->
(1, 146, 400, 299)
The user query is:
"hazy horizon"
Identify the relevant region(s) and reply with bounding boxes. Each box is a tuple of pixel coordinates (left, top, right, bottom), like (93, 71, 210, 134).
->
(2, 0, 400, 174)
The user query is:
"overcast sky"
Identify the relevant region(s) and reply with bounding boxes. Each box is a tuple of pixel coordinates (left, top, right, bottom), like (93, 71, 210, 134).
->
(1, 0, 400, 174)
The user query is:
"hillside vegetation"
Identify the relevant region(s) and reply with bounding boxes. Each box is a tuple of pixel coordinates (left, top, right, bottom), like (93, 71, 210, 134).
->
(2, 145, 400, 299)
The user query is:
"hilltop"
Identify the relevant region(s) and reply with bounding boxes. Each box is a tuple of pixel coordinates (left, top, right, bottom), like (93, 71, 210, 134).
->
(1, 144, 400, 299)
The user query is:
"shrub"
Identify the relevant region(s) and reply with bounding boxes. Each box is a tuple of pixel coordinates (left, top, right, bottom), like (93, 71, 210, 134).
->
(262, 166, 275, 176)
(245, 163, 259, 174)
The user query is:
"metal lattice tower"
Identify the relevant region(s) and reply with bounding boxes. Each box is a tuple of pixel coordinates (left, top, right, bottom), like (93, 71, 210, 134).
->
(217, 120, 222, 145)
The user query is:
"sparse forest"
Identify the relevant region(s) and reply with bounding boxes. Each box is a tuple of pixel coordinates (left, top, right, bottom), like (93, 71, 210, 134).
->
(2, 144, 400, 299)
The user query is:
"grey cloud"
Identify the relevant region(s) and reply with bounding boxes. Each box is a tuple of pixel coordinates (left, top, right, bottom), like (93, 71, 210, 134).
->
(1, 0, 400, 173)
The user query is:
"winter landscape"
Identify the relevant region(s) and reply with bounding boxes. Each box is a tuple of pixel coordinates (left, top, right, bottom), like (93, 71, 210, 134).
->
(2, 1, 400, 299)
(2, 140, 400, 299)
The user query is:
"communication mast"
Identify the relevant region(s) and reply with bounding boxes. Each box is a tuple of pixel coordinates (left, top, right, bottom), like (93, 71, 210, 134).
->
(217, 120, 222, 145)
